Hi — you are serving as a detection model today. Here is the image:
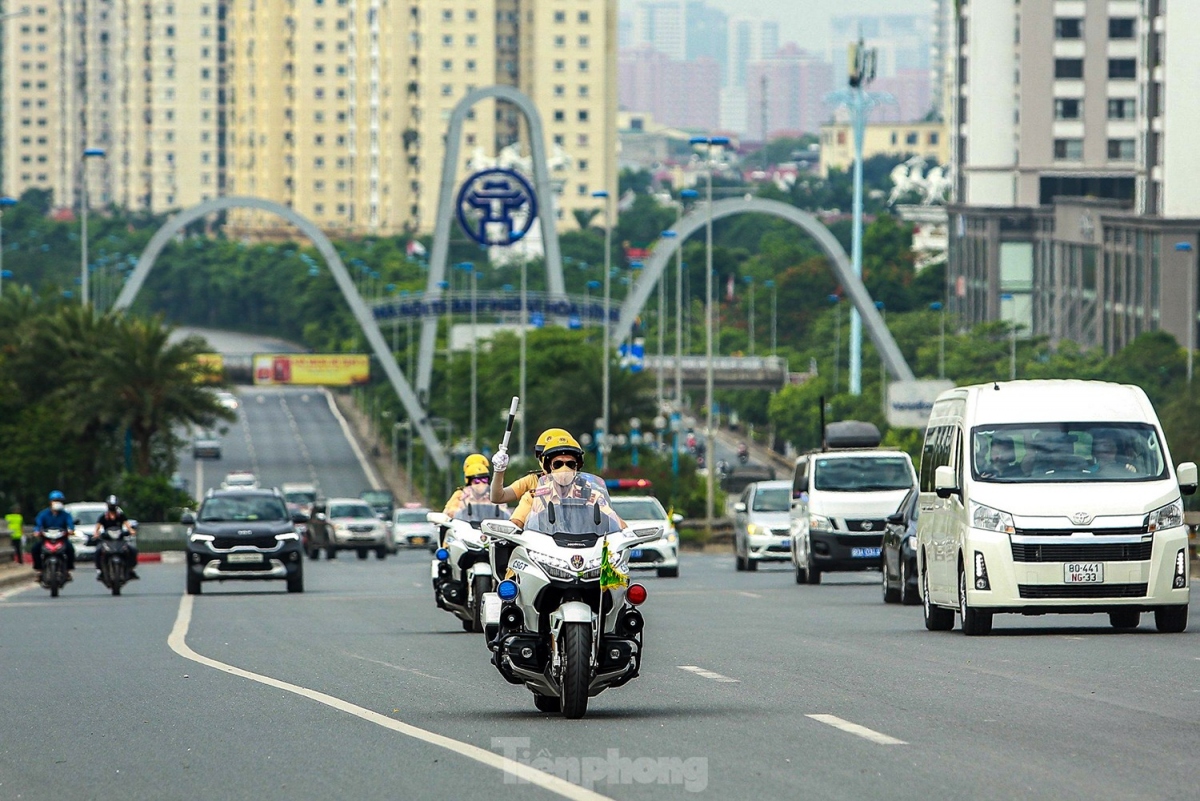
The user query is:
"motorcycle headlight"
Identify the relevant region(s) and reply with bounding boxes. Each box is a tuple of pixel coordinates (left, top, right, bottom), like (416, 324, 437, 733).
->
(971, 502, 1015, 534)
(809, 514, 835, 531)
(1148, 499, 1184, 532)
(528, 550, 603, 580)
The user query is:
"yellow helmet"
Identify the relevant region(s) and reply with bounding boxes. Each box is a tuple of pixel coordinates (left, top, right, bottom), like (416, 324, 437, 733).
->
(462, 453, 490, 481)
(536, 429, 584, 471)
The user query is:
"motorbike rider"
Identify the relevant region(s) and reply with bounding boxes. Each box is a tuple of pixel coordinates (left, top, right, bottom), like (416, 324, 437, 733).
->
(93, 495, 139, 580)
(737, 441, 749, 463)
(440, 454, 504, 546)
(489, 428, 574, 514)
(31, 490, 76, 580)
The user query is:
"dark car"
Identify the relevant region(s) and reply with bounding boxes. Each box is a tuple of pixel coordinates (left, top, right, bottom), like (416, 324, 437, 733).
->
(182, 489, 306, 595)
(881, 488, 920, 605)
(359, 488, 395, 521)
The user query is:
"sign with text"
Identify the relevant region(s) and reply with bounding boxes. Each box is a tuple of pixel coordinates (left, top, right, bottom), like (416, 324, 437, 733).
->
(886, 379, 955, 428)
(252, 354, 369, 386)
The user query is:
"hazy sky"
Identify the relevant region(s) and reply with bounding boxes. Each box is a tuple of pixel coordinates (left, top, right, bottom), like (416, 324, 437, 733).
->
(667, 0, 914, 54)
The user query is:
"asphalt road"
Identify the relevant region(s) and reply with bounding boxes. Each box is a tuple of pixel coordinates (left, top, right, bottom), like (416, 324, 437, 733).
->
(2, 552, 1198, 801)
(178, 386, 378, 500)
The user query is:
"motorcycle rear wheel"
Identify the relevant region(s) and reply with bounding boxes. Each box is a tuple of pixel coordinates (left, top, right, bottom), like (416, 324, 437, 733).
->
(560, 622, 592, 719)
(471, 575, 491, 633)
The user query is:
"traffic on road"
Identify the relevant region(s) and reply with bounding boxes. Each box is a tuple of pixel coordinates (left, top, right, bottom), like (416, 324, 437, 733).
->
(5, 381, 1198, 800)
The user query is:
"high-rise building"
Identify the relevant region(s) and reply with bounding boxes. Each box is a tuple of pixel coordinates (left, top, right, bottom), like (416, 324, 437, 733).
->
(3, 0, 616, 237)
(720, 16, 780, 134)
(744, 45, 832, 140)
(619, 46, 720, 132)
(228, 0, 615, 236)
(1, 1, 226, 215)
(948, 1, 1200, 355)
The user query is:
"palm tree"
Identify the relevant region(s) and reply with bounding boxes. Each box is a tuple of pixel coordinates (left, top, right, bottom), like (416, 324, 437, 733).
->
(95, 317, 234, 474)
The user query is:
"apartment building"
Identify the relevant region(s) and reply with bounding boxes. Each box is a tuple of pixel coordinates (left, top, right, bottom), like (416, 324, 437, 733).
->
(947, 0, 1200, 355)
(0, 1, 225, 215)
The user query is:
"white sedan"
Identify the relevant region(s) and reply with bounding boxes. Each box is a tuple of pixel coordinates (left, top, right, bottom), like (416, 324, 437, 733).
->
(392, 506, 438, 549)
(609, 495, 680, 578)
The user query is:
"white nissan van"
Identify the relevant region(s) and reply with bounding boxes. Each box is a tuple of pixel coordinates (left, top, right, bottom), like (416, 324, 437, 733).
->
(917, 380, 1196, 635)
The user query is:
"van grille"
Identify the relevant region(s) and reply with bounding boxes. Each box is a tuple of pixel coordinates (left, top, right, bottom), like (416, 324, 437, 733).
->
(1011, 541, 1153, 562)
(1017, 583, 1147, 599)
(844, 519, 886, 532)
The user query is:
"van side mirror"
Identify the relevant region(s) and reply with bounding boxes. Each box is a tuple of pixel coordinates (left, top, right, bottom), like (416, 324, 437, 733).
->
(886, 511, 905, 526)
(934, 465, 959, 499)
(1178, 462, 1198, 496)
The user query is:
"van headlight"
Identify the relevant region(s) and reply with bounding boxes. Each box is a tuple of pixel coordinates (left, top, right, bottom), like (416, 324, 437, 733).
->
(971, 502, 1015, 534)
(809, 514, 835, 531)
(1147, 499, 1184, 532)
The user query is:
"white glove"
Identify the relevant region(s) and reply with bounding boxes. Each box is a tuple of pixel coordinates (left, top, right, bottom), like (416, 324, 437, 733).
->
(491, 449, 510, 473)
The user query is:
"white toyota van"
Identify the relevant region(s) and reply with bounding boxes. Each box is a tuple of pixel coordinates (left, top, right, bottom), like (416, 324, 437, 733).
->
(917, 380, 1196, 635)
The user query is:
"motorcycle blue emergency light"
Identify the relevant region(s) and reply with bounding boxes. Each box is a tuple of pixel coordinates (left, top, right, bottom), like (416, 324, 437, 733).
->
(436, 548, 450, 561)
(497, 579, 519, 601)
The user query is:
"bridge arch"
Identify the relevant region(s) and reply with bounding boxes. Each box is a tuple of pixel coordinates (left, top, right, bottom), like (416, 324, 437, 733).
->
(112, 195, 450, 471)
(612, 197, 915, 381)
(418, 85, 567, 404)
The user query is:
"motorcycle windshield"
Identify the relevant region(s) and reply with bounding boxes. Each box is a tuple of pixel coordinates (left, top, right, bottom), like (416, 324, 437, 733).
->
(524, 485, 622, 539)
(453, 501, 511, 524)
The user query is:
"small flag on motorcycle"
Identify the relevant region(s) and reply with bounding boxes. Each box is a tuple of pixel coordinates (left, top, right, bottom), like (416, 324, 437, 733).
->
(599, 537, 628, 592)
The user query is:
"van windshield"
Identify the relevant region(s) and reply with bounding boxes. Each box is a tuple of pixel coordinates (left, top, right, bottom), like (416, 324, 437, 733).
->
(812, 457, 913, 492)
(971, 422, 1168, 483)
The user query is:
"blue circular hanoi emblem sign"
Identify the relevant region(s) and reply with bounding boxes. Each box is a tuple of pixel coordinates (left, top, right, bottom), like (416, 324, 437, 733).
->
(456, 168, 538, 246)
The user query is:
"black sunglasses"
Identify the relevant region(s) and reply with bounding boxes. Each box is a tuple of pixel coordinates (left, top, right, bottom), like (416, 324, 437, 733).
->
(550, 458, 578, 470)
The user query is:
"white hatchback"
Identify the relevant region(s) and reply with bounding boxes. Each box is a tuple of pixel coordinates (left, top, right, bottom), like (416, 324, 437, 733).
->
(392, 506, 438, 549)
(609, 495, 681, 578)
(65, 502, 108, 560)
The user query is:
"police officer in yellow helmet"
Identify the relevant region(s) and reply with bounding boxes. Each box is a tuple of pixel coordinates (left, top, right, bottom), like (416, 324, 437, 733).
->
(443, 453, 493, 518)
(492, 428, 590, 527)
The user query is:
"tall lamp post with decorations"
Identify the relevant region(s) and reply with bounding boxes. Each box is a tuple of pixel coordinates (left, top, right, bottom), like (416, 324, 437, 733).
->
(81, 147, 107, 306)
(688, 134, 730, 536)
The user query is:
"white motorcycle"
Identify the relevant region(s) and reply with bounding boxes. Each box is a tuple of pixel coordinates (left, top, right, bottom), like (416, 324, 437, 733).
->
(428, 501, 509, 632)
(480, 488, 662, 719)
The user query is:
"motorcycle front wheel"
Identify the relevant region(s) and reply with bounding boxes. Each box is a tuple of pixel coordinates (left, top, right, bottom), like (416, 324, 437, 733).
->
(560, 622, 592, 719)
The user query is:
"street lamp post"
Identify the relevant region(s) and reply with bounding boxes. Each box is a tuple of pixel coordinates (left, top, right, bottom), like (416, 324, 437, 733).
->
(519, 260, 528, 458)
(1176, 242, 1195, 385)
(765, 279, 777, 355)
(676, 188, 698, 403)
(689, 135, 730, 536)
(453, 262, 478, 448)
(930, 301, 946, 379)
(745, 275, 755, 356)
(875, 301, 886, 416)
(80, 147, 106, 306)
(0, 196, 17, 298)
(829, 294, 842, 393)
(592, 189, 613, 469)
(1001, 293, 1016, 380)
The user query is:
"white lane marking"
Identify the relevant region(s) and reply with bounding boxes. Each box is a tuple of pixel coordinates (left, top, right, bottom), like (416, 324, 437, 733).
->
(736, 591, 762, 599)
(0, 579, 36, 601)
(321, 387, 383, 490)
(342, 651, 454, 683)
(677, 665, 740, 683)
(168, 595, 611, 801)
(238, 400, 261, 476)
(806, 714, 907, 745)
(279, 394, 321, 490)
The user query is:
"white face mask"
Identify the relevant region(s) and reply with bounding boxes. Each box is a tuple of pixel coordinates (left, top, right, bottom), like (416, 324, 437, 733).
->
(551, 466, 577, 487)
(50, 502, 63, 512)
(467, 481, 489, 499)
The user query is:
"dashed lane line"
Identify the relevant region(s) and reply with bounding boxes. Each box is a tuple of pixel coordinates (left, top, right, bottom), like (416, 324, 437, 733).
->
(278, 394, 321, 490)
(168, 595, 610, 801)
(321, 387, 383, 490)
(677, 665, 740, 683)
(806, 714, 907, 745)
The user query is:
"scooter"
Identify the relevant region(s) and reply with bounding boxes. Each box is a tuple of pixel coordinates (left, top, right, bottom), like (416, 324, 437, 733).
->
(429, 501, 510, 632)
(93, 526, 132, 596)
(39, 528, 71, 597)
(480, 485, 662, 719)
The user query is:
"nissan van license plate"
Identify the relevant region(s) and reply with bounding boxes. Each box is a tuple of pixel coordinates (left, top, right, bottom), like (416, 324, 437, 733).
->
(227, 552, 263, 564)
(852, 547, 881, 559)
(1064, 562, 1103, 583)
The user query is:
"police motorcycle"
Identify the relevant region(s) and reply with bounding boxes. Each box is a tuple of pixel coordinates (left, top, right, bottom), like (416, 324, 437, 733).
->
(429, 501, 510, 632)
(39, 528, 71, 597)
(480, 477, 662, 719)
(92, 520, 134, 596)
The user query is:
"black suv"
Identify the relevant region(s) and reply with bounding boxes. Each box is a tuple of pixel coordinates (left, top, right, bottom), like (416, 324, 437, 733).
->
(182, 489, 306, 594)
